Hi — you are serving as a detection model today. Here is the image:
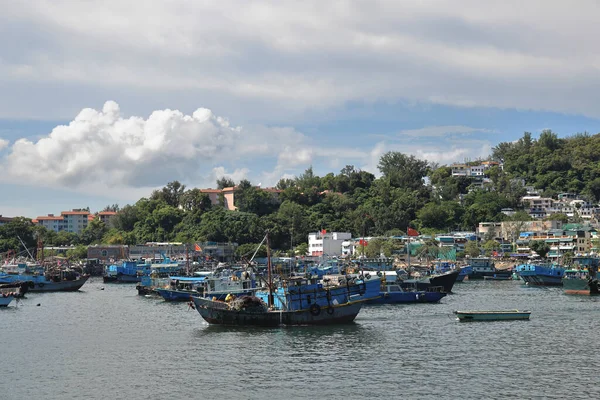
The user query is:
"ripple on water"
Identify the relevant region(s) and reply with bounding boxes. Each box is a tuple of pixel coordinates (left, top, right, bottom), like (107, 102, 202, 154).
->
(1, 278, 599, 399)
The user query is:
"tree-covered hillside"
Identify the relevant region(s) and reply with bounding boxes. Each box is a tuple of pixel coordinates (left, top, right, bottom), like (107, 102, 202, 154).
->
(3, 131, 600, 255)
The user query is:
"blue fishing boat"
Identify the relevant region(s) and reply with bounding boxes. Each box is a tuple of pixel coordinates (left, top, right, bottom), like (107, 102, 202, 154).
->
(190, 233, 379, 327)
(156, 272, 259, 301)
(0, 266, 89, 292)
(456, 266, 472, 282)
(104, 254, 184, 283)
(516, 263, 565, 286)
(366, 283, 446, 304)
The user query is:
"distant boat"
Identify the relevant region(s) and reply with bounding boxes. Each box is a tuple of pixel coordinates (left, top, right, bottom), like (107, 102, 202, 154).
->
(400, 269, 459, 293)
(454, 310, 531, 322)
(562, 256, 599, 295)
(467, 257, 513, 280)
(0, 270, 89, 292)
(366, 283, 446, 305)
(515, 263, 565, 286)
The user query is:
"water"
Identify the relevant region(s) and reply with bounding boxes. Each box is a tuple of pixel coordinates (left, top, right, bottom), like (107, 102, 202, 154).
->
(1, 278, 599, 399)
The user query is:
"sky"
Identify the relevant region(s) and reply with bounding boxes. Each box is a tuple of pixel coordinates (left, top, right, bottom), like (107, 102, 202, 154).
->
(1, 0, 600, 218)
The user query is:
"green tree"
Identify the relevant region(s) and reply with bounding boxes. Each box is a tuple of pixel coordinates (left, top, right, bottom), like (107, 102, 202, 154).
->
(378, 152, 428, 190)
(464, 240, 481, 258)
(217, 177, 236, 189)
(529, 240, 551, 259)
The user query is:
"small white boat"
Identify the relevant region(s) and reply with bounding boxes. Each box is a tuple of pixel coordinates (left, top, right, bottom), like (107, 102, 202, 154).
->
(0, 294, 15, 307)
(454, 310, 531, 321)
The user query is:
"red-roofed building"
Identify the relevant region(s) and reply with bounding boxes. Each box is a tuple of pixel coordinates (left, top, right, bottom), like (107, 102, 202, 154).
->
(34, 209, 91, 234)
(97, 211, 117, 225)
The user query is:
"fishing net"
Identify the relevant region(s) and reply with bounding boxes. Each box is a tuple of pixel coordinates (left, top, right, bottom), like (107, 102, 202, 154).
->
(230, 295, 268, 312)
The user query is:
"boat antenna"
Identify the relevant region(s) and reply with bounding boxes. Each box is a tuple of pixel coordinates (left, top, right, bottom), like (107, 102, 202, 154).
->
(266, 231, 274, 309)
(17, 235, 36, 261)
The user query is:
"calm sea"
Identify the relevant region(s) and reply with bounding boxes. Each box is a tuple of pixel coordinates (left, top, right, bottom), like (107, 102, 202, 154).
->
(1, 278, 598, 399)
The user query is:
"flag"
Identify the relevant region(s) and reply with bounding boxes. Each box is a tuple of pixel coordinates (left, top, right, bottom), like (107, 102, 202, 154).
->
(194, 243, 202, 252)
(359, 239, 368, 246)
(407, 227, 419, 237)
(320, 229, 327, 236)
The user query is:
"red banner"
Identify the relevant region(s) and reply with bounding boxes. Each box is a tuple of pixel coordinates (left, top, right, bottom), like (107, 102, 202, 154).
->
(407, 228, 419, 237)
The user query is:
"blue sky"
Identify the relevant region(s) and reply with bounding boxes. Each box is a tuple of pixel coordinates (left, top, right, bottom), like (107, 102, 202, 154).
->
(1, 1, 600, 218)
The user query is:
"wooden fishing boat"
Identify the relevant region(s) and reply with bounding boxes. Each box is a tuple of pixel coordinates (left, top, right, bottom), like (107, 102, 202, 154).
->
(454, 310, 531, 321)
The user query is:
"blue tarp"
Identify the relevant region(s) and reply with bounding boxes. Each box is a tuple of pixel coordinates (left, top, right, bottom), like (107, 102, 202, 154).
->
(168, 276, 205, 282)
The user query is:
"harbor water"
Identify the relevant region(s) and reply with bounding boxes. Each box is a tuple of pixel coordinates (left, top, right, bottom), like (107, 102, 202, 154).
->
(1, 278, 599, 399)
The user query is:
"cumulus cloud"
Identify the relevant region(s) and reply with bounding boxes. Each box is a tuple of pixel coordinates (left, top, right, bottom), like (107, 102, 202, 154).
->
(0, 101, 312, 190)
(1, 1, 600, 120)
(0, 138, 8, 150)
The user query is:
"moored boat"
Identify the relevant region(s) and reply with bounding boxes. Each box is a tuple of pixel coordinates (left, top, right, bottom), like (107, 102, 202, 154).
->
(467, 257, 513, 280)
(454, 310, 531, 321)
(516, 263, 565, 286)
(190, 232, 378, 327)
(0, 270, 89, 292)
(562, 256, 599, 295)
(366, 283, 446, 304)
(400, 269, 459, 293)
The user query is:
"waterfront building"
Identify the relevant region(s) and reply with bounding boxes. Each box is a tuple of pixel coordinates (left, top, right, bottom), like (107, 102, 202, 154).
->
(34, 209, 91, 234)
(97, 211, 117, 225)
(308, 231, 352, 257)
(87, 245, 129, 263)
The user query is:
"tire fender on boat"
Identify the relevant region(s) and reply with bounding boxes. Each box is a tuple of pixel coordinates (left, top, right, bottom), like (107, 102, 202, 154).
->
(326, 306, 334, 315)
(38, 282, 45, 288)
(309, 303, 321, 316)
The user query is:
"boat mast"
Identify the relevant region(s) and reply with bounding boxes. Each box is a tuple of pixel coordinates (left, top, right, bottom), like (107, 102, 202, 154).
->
(266, 231, 274, 308)
(186, 243, 190, 275)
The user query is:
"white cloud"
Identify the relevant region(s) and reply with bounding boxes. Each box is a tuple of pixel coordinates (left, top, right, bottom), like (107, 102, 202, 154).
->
(0, 101, 310, 191)
(0, 138, 8, 150)
(1, 1, 600, 120)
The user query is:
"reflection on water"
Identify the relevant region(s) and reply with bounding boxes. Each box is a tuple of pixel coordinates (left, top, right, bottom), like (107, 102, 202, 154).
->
(1, 278, 599, 399)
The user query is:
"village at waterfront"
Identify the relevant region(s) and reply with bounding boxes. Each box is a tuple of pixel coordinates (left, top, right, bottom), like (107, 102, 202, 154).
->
(2, 151, 600, 322)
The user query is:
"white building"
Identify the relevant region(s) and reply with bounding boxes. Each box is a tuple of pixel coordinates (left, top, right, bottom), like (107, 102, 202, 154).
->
(35, 209, 91, 234)
(308, 232, 352, 257)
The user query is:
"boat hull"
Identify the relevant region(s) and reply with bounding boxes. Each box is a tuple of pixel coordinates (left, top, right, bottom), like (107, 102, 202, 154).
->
(563, 278, 599, 295)
(455, 310, 531, 321)
(401, 270, 459, 293)
(0, 295, 15, 307)
(366, 291, 446, 304)
(191, 296, 363, 327)
(29, 276, 90, 292)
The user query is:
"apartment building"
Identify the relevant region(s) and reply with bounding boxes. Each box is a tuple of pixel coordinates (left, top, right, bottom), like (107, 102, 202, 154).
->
(34, 209, 90, 234)
(0, 215, 13, 226)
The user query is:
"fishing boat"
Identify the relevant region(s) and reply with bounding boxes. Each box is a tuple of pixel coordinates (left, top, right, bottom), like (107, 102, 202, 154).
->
(515, 263, 565, 286)
(104, 253, 184, 283)
(190, 233, 376, 327)
(400, 269, 459, 293)
(467, 257, 513, 280)
(366, 283, 446, 304)
(454, 310, 531, 321)
(0, 268, 89, 292)
(562, 256, 599, 295)
(156, 272, 259, 302)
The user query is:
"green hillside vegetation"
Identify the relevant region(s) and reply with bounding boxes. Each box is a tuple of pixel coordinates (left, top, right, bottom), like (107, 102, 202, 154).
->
(2, 130, 600, 255)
